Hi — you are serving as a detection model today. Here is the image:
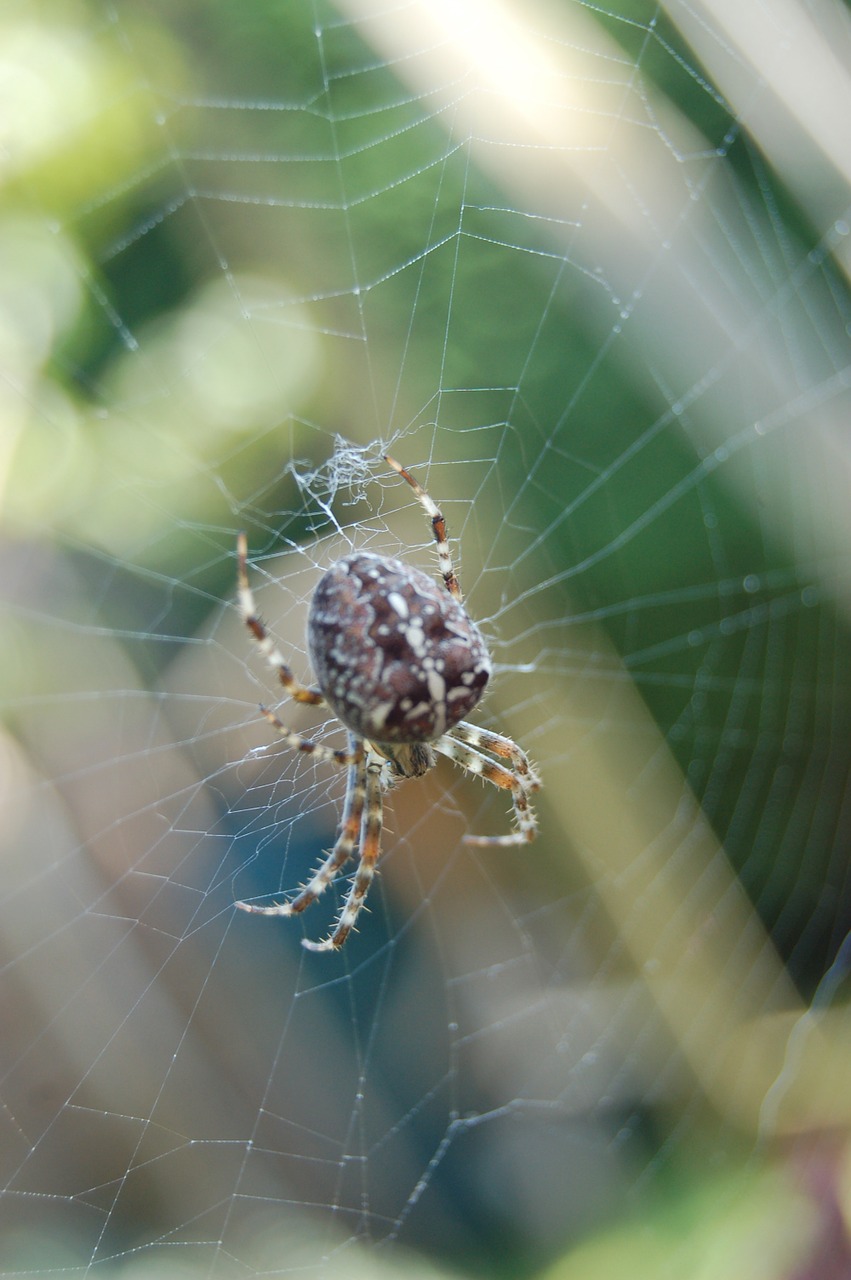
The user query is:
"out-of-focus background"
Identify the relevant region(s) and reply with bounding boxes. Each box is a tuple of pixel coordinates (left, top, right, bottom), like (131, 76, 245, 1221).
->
(2, 1, 851, 1276)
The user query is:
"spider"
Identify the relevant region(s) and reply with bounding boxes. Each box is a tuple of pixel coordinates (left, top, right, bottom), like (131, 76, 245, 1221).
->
(235, 455, 541, 951)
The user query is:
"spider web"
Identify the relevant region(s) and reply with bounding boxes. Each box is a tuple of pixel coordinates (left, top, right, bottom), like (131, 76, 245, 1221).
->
(2, 0, 851, 1275)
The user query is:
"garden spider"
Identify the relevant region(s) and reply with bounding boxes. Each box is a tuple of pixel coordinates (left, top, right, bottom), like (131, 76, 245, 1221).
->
(235, 455, 541, 951)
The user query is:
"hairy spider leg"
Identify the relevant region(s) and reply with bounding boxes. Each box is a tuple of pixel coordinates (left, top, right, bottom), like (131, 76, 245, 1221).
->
(384, 455, 462, 601)
(237, 532, 326, 705)
(433, 733, 539, 845)
(236, 733, 367, 920)
(303, 755, 385, 951)
(253, 706, 363, 768)
(449, 721, 542, 791)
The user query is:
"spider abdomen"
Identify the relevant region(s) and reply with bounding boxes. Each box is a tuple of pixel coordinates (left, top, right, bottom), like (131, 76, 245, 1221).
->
(308, 551, 491, 745)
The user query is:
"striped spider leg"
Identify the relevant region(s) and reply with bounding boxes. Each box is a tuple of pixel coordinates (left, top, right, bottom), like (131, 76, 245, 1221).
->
(383, 453, 461, 600)
(302, 752, 385, 952)
(236, 532, 325, 706)
(236, 715, 386, 952)
(435, 722, 541, 847)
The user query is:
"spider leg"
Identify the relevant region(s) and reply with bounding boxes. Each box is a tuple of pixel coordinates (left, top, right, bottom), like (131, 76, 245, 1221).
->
(303, 755, 384, 951)
(384, 455, 462, 601)
(433, 733, 538, 846)
(236, 738, 367, 919)
(237, 532, 326, 705)
(450, 721, 542, 791)
(258, 706, 363, 768)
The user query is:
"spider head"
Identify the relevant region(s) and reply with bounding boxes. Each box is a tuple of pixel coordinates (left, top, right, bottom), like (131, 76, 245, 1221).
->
(373, 740, 438, 780)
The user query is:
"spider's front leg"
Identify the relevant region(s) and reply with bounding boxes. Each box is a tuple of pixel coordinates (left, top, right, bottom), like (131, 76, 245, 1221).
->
(237, 532, 326, 706)
(236, 737, 367, 922)
(303, 755, 385, 952)
(450, 722, 542, 792)
(434, 730, 539, 846)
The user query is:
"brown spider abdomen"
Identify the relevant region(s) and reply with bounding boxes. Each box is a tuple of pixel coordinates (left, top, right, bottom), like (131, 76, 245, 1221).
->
(308, 552, 491, 745)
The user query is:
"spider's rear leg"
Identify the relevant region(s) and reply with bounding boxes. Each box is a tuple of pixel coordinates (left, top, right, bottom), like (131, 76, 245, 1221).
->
(384, 455, 462, 601)
(237, 532, 326, 706)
